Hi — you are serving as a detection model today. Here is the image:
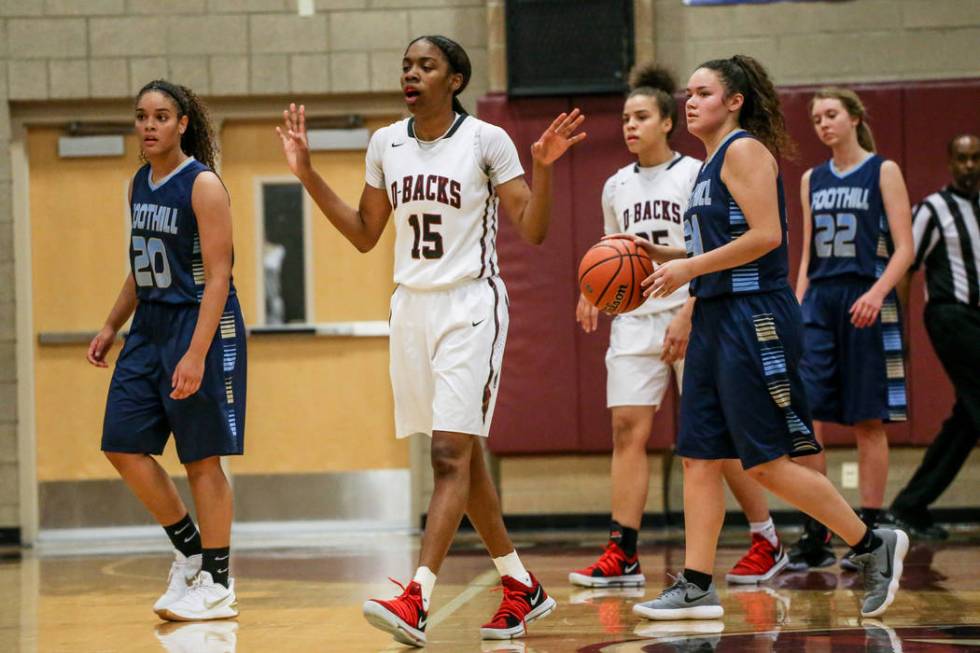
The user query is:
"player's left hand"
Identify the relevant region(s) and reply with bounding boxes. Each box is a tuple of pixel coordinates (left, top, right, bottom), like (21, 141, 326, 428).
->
(662, 309, 692, 364)
(849, 289, 884, 328)
(531, 108, 587, 166)
(644, 259, 695, 298)
(171, 352, 205, 400)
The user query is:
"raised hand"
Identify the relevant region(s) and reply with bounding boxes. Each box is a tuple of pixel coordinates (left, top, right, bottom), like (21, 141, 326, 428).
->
(276, 102, 312, 178)
(531, 108, 587, 166)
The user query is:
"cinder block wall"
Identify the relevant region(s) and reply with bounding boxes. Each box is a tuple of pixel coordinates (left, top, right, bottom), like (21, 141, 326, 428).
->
(653, 0, 979, 83)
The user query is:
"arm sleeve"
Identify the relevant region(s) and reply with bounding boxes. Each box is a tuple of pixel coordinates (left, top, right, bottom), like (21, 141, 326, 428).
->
(911, 200, 940, 271)
(480, 123, 524, 187)
(364, 128, 386, 189)
(602, 177, 619, 235)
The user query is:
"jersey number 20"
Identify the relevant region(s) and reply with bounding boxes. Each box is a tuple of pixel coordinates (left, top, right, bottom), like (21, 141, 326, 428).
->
(132, 236, 173, 288)
(409, 213, 444, 260)
(814, 213, 857, 258)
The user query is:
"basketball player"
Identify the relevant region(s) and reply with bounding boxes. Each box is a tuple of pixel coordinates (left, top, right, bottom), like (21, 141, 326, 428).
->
(277, 36, 585, 646)
(613, 55, 907, 621)
(790, 88, 914, 572)
(88, 81, 245, 621)
(569, 64, 788, 589)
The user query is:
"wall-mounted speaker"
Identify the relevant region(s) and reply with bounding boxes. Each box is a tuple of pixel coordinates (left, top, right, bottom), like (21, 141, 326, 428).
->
(506, 0, 635, 97)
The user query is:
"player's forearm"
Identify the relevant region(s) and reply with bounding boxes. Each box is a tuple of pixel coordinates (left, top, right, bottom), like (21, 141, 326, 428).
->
(649, 244, 688, 264)
(516, 160, 554, 245)
(186, 274, 230, 359)
(690, 226, 782, 279)
(868, 243, 913, 300)
(299, 167, 374, 251)
(103, 274, 138, 333)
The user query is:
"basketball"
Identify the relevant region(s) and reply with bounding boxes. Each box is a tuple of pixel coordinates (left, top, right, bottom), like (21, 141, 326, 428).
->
(578, 238, 653, 314)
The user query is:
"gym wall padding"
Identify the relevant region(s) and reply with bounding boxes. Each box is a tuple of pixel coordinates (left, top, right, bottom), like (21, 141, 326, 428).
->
(480, 78, 980, 455)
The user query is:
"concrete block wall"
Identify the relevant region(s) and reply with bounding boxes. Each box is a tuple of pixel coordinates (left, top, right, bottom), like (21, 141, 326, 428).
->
(653, 0, 980, 84)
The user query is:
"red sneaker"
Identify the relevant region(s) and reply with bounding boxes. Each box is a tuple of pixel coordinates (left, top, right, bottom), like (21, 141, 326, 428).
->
(568, 541, 644, 587)
(480, 573, 557, 640)
(726, 533, 789, 584)
(362, 579, 427, 647)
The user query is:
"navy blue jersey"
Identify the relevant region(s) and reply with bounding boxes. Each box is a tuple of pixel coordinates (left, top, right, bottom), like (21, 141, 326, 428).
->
(807, 154, 890, 280)
(129, 157, 236, 304)
(684, 130, 790, 298)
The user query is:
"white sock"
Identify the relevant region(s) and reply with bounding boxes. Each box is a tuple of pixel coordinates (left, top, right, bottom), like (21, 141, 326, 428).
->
(492, 551, 532, 587)
(412, 566, 437, 611)
(750, 517, 779, 548)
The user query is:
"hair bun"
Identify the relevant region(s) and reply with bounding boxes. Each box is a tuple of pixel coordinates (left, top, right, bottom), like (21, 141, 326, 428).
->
(629, 63, 676, 95)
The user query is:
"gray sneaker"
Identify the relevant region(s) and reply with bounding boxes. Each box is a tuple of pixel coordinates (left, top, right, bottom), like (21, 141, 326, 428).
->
(632, 573, 724, 620)
(852, 528, 909, 617)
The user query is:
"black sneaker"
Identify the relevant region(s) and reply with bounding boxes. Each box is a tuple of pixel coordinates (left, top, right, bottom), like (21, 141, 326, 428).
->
(885, 509, 949, 541)
(786, 529, 836, 571)
(839, 549, 858, 572)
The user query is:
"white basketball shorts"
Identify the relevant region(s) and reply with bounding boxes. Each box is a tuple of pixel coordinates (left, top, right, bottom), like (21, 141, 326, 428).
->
(606, 308, 685, 408)
(389, 277, 509, 439)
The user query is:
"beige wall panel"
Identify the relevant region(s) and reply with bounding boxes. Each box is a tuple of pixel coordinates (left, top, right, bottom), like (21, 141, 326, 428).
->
(230, 336, 405, 476)
(28, 128, 133, 333)
(219, 118, 398, 325)
(34, 345, 184, 482)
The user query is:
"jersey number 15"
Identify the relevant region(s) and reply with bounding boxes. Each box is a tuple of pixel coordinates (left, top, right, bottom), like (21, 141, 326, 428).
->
(409, 213, 444, 260)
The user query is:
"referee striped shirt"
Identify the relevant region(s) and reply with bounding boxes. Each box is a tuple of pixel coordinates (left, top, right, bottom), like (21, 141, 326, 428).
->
(912, 186, 980, 306)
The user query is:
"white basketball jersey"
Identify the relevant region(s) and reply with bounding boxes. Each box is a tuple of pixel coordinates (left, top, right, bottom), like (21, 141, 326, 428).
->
(602, 153, 702, 314)
(365, 114, 524, 289)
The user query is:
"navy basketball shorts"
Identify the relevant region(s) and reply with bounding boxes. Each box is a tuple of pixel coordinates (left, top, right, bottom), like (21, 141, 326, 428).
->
(678, 287, 821, 469)
(799, 277, 907, 425)
(101, 295, 247, 464)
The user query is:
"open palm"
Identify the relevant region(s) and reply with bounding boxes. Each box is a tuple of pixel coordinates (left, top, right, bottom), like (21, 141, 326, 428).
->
(531, 108, 587, 166)
(277, 102, 312, 177)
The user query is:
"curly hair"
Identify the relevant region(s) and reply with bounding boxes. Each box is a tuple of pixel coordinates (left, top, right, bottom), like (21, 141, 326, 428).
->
(698, 55, 796, 159)
(136, 80, 219, 170)
(627, 63, 679, 137)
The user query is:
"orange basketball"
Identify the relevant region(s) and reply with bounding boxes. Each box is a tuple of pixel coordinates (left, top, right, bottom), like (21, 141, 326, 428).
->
(578, 238, 653, 314)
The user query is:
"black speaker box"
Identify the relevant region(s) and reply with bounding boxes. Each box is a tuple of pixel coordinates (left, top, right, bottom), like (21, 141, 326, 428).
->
(506, 0, 635, 96)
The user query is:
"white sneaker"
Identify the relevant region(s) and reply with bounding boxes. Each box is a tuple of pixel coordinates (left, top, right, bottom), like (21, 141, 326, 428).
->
(159, 571, 238, 622)
(154, 552, 203, 616)
(155, 620, 239, 653)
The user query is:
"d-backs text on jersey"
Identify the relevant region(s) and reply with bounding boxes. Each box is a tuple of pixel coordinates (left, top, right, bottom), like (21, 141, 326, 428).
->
(623, 199, 682, 230)
(390, 174, 462, 210)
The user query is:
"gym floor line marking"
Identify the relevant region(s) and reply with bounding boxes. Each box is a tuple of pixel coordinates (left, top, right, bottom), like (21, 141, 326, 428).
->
(381, 568, 499, 651)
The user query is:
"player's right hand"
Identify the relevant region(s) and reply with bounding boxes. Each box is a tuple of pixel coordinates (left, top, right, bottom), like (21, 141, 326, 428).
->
(576, 293, 599, 333)
(86, 325, 117, 368)
(277, 102, 312, 179)
(601, 233, 656, 259)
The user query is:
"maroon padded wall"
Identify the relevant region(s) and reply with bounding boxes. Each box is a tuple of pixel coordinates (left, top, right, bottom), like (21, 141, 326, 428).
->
(481, 78, 980, 455)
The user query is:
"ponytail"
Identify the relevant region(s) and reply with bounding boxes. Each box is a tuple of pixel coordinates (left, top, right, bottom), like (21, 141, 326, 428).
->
(810, 86, 876, 153)
(698, 55, 795, 159)
(136, 80, 219, 170)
